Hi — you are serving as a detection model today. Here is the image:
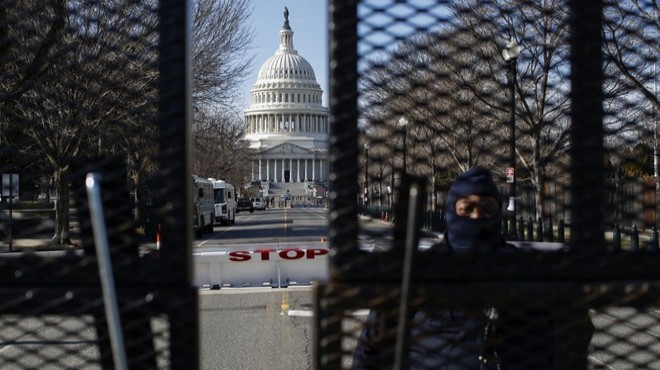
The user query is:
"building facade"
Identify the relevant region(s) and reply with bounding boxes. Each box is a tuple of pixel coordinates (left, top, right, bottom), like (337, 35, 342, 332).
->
(243, 10, 329, 200)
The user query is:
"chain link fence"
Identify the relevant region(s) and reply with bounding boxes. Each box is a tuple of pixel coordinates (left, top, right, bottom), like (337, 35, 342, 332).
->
(319, 0, 660, 369)
(1, 0, 196, 368)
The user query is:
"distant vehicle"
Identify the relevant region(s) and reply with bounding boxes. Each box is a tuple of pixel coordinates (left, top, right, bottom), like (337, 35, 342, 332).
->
(236, 198, 254, 213)
(193, 176, 215, 237)
(251, 197, 266, 211)
(138, 176, 216, 239)
(208, 178, 236, 226)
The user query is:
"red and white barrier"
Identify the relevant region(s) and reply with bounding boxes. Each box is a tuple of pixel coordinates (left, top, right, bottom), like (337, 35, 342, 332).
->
(193, 240, 567, 288)
(193, 241, 329, 288)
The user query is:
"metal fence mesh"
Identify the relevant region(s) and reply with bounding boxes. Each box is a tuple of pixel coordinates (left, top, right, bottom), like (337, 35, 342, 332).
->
(320, 0, 660, 369)
(1, 0, 196, 368)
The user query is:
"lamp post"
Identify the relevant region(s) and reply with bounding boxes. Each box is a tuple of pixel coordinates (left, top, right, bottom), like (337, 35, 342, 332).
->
(364, 143, 369, 205)
(398, 117, 409, 175)
(502, 37, 521, 240)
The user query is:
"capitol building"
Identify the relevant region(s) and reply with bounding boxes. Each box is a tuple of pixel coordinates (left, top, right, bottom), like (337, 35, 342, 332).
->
(243, 10, 329, 201)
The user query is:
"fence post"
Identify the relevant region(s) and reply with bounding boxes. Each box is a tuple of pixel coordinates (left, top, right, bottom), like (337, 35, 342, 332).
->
(518, 217, 524, 241)
(545, 217, 554, 242)
(536, 217, 544, 242)
(527, 217, 533, 242)
(630, 224, 639, 251)
(436, 209, 445, 232)
(650, 226, 659, 250)
(502, 216, 509, 239)
(612, 224, 621, 251)
(558, 219, 565, 243)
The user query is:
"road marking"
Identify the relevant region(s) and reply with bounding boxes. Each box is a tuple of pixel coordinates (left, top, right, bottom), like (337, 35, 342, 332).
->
(281, 290, 290, 313)
(286, 309, 370, 317)
(283, 208, 288, 235)
(280, 290, 293, 370)
(287, 310, 313, 317)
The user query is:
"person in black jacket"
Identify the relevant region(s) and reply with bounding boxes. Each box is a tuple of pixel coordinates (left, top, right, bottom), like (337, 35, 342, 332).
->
(352, 167, 593, 369)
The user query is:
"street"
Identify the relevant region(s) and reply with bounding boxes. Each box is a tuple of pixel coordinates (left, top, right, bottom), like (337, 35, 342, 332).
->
(199, 287, 317, 370)
(195, 206, 331, 249)
(1, 207, 658, 369)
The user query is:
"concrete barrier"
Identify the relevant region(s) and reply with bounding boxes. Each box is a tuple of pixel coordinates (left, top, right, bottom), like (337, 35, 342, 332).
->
(192, 240, 569, 288)
(193, 241, 329, 288)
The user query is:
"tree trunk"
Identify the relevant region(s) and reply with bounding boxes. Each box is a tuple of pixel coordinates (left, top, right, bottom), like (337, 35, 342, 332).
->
(431, 168, 437, 211)
(52, 169, 71, 246)
(532, 135, 546, 220)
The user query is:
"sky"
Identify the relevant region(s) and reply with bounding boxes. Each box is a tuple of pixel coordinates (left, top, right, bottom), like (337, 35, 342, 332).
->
(240, 0, 329, 111)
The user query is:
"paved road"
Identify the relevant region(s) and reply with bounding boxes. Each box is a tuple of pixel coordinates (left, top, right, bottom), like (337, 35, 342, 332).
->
(196, 206, 332, 248)
(199, 287, 319, 370)
(4, 208, 660, 369)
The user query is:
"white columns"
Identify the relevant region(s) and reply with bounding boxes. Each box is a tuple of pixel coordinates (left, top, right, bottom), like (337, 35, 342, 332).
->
(297, 159, 301, 182)
(305, 159, 308, 181)
(267, 160, 270, 181)
(259, 159, 262, 181)
(312, 158, 316, 181)
(281, 159, 284, 182)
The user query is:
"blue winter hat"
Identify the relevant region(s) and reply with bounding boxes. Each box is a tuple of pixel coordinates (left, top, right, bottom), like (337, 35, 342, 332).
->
(445, 168, 503, 251)
(447, 167, 501, 207)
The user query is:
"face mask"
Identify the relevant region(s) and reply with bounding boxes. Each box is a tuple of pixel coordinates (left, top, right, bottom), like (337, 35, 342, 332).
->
(445, 168, 503, 252)
(446, 214, 502, 252)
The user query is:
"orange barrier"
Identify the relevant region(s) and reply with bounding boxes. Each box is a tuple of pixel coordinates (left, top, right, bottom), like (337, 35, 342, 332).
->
(156, 224, 161, 255)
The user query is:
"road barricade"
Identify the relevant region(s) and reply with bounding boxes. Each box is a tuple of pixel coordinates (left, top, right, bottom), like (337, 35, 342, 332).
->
(193, 241, 329, 288)
(193, 240, 567, 288)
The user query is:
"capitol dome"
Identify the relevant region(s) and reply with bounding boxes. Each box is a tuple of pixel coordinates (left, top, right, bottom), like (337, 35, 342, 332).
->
(247, 17, 324, 104)
(256, 40, 318, 83)
(244, 8, 329, 198)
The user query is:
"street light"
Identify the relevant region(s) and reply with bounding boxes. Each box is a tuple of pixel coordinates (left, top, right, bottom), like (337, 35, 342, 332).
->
(364, 143, 369, 205)
(398, 117, 409, 175)
(502, 37, 521, 240)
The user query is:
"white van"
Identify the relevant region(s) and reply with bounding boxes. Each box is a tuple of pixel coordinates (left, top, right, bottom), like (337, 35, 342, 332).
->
(251, 197, 266, 211)
(192, 176, 215, 237)
(208, 178, 237, 226)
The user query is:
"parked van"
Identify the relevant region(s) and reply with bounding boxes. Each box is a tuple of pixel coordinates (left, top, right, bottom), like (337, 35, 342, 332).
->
(208, 178, 236, 226)
(251, 197, 266, 211)
(192, 176, 214, 237)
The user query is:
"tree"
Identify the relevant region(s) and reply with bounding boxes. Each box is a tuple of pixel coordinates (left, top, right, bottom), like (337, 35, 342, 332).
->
(602, 0, 659, 114)
(602, 0, 659, 177)
(10, 0, 162, 244)
(192, 110, 251, 187)
(2, 0, 254, 244)
(360, 27, 511, 210)
(0, 0, 67, 191)
(190, 0, 255, 189)
(448, 0, 574, 217)
(360, 1, 578, 218)
(191, 0, 254, 112)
